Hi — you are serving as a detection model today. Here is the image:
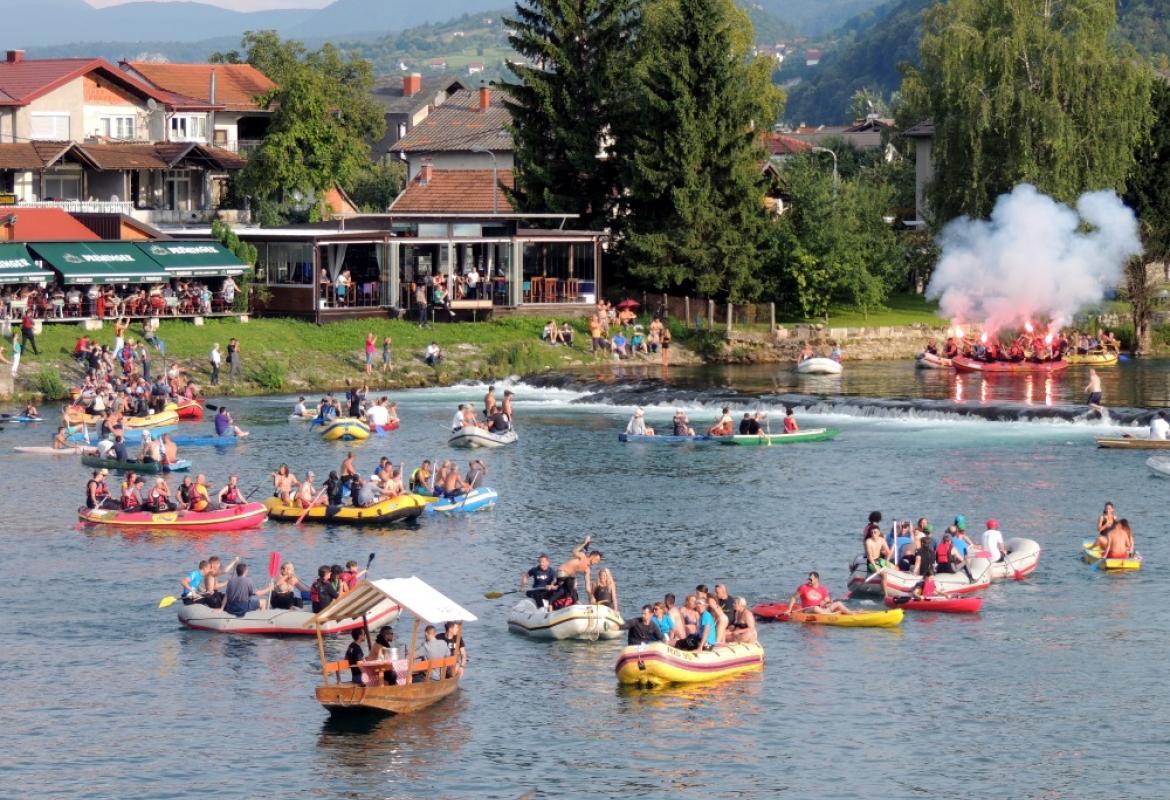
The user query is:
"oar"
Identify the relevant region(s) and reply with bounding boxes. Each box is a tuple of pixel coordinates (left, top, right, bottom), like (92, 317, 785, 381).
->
(295, 487, 328, 524)
(456, 471, 480, 512)
(159, 595, 178, 608)
(363, 551, 375, 580)
(484, 589, 530, 600)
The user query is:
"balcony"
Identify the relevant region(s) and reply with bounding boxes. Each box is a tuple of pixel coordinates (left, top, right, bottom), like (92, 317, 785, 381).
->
(14, 200, 134, 214)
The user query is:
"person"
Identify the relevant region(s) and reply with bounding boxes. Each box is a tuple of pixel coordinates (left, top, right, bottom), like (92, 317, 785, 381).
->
(520, 553, 557, 607)
(672, 409, 695, 437)
(660, 325, 671, 365)
(20, 309, 38, 355)
(1085, 368, 1104, 414)
(726, 597, 757, 643)
(676, 595, 701, 650)
(559, 322, 574, 346)
(439, 621, 468, 678)
(85, 468, 110, 510)
(354, 476, 377, 507)
(310, 565, 337, 613)
(209, 343, 221, 386)
(625, 407, 654, 436)
(272, 464, 299, 503)
(738, 413, 754, 435)
(707, 406, 733, 437)
(213, 406, 249, 437)
(1150, 413, 1169, 441)
(227, 338, 242, 382)
(346, 629, 367, 684)
(322, 471, 345, 507)
(52, 425, 71, 450)
(550, 536, 602, 608)
(981, 518, 1008, 563)
(713, 583, 734, 615)
(611, 331, 628, 358)
(339, 560, 366, 591)
(697, 597, 720, 650)
(189, 474, 212, 512)
(271, 562, 308, 609)
(502, 390, 514, 421)
(410, 460, 434, 494)
(1097, 502, 1117, 537)
(465, 459, 487, 489)
(783, 407, 798, 433)
(623, 605, 666, 646)
(221, 275, 238, 308)
(487, 409, 511, 434)
(340, 451, 358, 481)
(799, 342, 814, 362)
(591, 567, 619, 612)
(217, 474, 245, 506)
(369, 626, 399, 685)
(542, 319, 563, 345)
(863, 524, 892, 573)
(912, 529, 937, 576)
(180, 560, 212, 604)
(589, 315, 605, 353)
(364, 332, 376, 375)
(785, 572, 852, 615)
(379, 468, 405, 500)
(146, 477, 175, 512)
(176, 476, 196, 509)
(425, 341, 443, 367)
(650, 602, 676, 643)
(220, 562, 271, 615)
(414, 625, 450, 682)
(111, 434, 128, 463)
(438, 459, 468, 499)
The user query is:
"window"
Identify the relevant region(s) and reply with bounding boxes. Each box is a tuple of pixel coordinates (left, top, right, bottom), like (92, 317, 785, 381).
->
(169, 114, 207, 142)
(43, 168, 81, 200)
(99, 115, 136, 140)
(30, 113, 70, 141)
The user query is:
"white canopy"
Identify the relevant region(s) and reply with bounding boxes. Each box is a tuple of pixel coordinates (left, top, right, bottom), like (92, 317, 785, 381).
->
(305, 576, 478, 627)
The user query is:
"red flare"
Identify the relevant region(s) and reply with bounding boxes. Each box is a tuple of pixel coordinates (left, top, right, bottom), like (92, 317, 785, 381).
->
(1024, 321, 1034, 334)
(980, 332, 988, 344)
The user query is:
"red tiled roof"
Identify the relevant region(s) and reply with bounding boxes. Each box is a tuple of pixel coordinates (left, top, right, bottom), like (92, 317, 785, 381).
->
(123, 62, 276, 111)
(5, 208, 101, 241)
(390, 169, 514, 214)
(765, 132, 812, 156)
(0, 58, 167, 108)
(0, 141, 74, 170)
(0, 141, 246, 171)
(393, 89, 513, 153)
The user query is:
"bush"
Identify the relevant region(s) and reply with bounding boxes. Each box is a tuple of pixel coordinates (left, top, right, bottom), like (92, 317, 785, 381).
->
(248, 357, 288, 391)
(30, 366, 67, 399)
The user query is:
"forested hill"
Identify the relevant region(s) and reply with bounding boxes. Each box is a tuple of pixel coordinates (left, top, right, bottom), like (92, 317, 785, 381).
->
(784, 0, 1170, 126)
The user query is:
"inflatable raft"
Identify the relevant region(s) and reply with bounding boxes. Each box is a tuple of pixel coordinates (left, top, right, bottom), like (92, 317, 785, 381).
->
(752, 604, 903, 627)
(883, 596, 983, 613)
(80, 454, 191, 473)
(320, 418, 370, 441)
(967, 538, 1041, 581)
(795, 357, 842, 375)
(421, 487, 498, 513)
(617, 433, 716, 444)
(915, 352, 952, 369)
(178, 596, 400, 635)
(78, 502, 267, 532)
(1097, 437, 1170, 450)
(1146, 456, 1170, 478)
(264, 494, 429, 525)
(1082, 541, 1142, 571)
(1065, 350, 1119, 366)
(615, 641, 765, 688)
(718, 428, 840, 446)
(67, 426, 177, 445)
(848, 567, 990, 598)
(449, 427, 518, 449)
(952, 356, 1068, 374)
(175, 399, 204, 420)
(13, 445, 94, 456)
(506, 599, 623, 640)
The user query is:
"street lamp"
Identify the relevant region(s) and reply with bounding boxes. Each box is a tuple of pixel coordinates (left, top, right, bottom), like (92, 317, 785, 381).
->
(810, 146, 838, 197)
(471, 145, 499, 215)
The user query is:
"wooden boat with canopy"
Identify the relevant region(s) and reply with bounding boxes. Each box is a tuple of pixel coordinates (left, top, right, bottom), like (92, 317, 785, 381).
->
(307, 576, 477, 716)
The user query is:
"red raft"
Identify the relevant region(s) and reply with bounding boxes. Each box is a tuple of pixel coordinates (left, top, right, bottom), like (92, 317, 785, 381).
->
(77, 502, 267, 532)
(883, 596, 983, 614)
(175, 398, 204, 421)
(371, 419, 401, 433)
(951, 356, 1069, 374)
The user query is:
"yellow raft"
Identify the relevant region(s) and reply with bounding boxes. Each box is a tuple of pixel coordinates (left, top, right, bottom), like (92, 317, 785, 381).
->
(1082, 541, 1142, 571)
(784, 608, 903, 627)
(65, 404, 178, 428)
(319, 417, 370, 441)
(614, 641, 765, 688)
(1065, 350, 1119, 366)
(264, 494, 429, 525)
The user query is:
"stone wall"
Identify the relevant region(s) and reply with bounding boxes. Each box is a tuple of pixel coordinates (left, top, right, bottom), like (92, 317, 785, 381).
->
(715, 323, 980, 363)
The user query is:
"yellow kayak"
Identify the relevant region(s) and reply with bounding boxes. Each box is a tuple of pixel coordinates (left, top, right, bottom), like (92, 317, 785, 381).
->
(264, 494, 429, 524)
(754, 604, 903, 627)
(614, 641, 765, 688)
(64, 406, 179, 428)
(1065, 350, 1119, 366)
(1082, 541, 1142, 571)
(320, 417, 370, 441)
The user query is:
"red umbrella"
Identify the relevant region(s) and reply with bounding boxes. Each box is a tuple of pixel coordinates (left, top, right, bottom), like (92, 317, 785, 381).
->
(616, 298, 641, 310)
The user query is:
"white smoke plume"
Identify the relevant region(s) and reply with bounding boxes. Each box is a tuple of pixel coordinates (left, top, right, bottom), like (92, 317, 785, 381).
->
(926, 184, 1142, 334)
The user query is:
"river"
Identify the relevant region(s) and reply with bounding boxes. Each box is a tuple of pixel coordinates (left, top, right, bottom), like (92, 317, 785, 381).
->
(3, 360, 1167, 799)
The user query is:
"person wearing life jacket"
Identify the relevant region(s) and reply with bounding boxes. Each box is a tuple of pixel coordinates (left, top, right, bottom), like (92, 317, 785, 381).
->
(120, 477, 143, 512)
(410, 460, 433, 495)
(147, 477, 176, 512)
(935, 532, 957, 573)
(310, 565, 337, 613)
(783, 408, 798, 433)
(706, 406, 733, 437)
(86, 468, 112, 509)
(189, 474, 212, 512)
(217, 474, 245, 506)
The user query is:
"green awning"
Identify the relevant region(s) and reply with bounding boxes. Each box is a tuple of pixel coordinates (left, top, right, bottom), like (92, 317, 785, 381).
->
(136, 241, 250, 277)
(0, 243, 52, 284)
(28, 242, 169, 285)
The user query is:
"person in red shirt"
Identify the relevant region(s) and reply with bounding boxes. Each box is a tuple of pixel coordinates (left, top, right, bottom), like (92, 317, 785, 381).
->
(785, 572, 852, 615)
(783, 407, 799, 434)
(339, 560, 367, 590)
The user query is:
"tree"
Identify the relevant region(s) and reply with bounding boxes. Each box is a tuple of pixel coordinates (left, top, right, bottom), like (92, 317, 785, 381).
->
(500, 0, 637, 230)
(344, 161, 406, 213)
(902, 0, 1153, 223)
(624, 0, 783, 302)
(1124, 78, 1170, 354)
(233, 34, 385, 220)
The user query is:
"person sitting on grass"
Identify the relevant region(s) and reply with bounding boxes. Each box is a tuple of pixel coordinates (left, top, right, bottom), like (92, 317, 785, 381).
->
(559, 322, 574, 346)
(611, 331, 629, 359)
(542, 319, 564, 345)
(425, 342, 443, 367)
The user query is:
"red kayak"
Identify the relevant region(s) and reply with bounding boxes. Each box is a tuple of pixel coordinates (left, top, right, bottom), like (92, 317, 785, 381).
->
(883, 596, 983, 614)
(751, 603, 788, 620)
(77, 502, 267, 532)
(175, 398, 204, 421)
(951, 356, 1068, 374)
(371, 419, 400, 433)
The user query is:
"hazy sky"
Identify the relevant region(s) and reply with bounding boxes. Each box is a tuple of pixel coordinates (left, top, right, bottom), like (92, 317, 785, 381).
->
(87, 0, 332, 10)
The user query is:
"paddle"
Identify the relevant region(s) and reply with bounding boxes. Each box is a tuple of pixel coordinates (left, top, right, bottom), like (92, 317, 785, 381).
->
(363, 551, 375, 580)
(457, 471, 480, 512)
(295, 487, 328, 524)
(484, 589, 527, 600)
(268, 550, 282, 580)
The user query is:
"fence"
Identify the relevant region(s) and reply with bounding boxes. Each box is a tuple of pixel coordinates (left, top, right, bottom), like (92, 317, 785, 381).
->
(626, 291, 780, 331)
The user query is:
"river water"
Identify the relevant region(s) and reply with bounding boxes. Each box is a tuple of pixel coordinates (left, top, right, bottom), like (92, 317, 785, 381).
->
(3, 360, 1168, 799)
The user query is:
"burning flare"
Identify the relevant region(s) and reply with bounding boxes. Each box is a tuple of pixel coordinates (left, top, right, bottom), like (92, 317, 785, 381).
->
(1024, 321, 1034, 334)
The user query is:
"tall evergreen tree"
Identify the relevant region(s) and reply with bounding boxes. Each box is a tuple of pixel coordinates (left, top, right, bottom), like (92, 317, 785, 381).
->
(501, 0, 637, 230)
(902, 0, 1153, 223)
(625, 0, 782, 301)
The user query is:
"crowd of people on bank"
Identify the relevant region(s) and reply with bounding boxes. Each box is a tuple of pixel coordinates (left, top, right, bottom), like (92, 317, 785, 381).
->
(2, 278, 238, 321)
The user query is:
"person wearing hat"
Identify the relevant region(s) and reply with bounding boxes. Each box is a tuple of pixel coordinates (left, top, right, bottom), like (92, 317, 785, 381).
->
(625, 407, 654, 437)
(672, 409, 695, 437)
(520, 553, 558, 608)
(981, 519, 1008, 563)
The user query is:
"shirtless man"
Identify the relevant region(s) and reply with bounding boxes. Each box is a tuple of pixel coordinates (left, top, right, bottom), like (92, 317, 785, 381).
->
(340, 451, 358, 481)
(296, 471, 317, 508)
(160, 433, 179, 466)
(483, 385, 497, 418)
(53, 426, 71, 450)
(380, 468, 405, 500)
(1101, 519, 1135, 559)
(1085, 368, 1104, 414)
(502, 390, 514, 421)
(272, 465, 299, 503)
(440, 460, 468, 499)
(551, 536, 602, 606)
(707, 406, 734, 437)
(202, 555, 239, 602)
(863, 524, 892, 573)
(785, 572, 852, 615)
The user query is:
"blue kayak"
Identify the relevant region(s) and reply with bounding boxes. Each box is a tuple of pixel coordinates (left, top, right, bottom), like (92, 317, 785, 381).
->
(68, 426, 177, 444)
(421, 487, 498, 513)
(2, 415, 44, 423)
(170, 434, 246, 447)
(618, 433, 716, 444)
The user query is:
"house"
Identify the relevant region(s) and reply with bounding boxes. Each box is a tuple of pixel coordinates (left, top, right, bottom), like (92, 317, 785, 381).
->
(392, 87, 512, 181)
(429, 59, 448, 70)
(396, 60, 409, 71)
(120, 60, 276, 157)
(805, 49, 822, 67)
(467, 63, 485, 76)
(902, 120, 935, 227)
(786, 118, 897, 157)
(0, 50, 248, 225)
(369, 73, 465, 162)
(764, 131, 812, 160)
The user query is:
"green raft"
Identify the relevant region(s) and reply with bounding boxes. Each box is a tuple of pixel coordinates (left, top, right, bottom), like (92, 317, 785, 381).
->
(81, 454, 192, 473)
(718, 427, 840, 446)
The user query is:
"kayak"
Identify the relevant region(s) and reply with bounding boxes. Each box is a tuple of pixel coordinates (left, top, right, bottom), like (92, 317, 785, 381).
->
(13, 445, 95, 456)
(967, 537, 1041, 581)
(1065, 350, 1120, 366)
(421, 487, 498, 513)
(449, 427, 518, 448)
(170, 433, 245, 447)
(848, 567, 991, 598)
(320, 418, 370, 441)
(67, 426, 177, 445)
(717, 428, 840, 446)
(1098, 437, 1170, 449)
(1147, 456, 1170, 478)
(614, 641, 765, 688)
(952, 356, 1068, 374)
(264, 493, 429, 525)
(795, 357, 842, 375)
(1082, 541, 1142, 571)
(752, 604, 903, 627)
(507, 599, 624, 640)
(883, 596, 983, 613)
(81, 454, 191, 473)
(77, 502, 267, 532)
(915, 352, 952, 369)
(617, 433, 716, 444)
(178, 596, 400, 635)
(370, 419, 401, 434)
(1, 414, 45, 422)
(289, 411, 317, 421)
(175, 399, 204, 420)
(64, 408, 178, 429)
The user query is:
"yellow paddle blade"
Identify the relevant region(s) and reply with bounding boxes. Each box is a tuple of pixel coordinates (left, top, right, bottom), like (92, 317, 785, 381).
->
(483, 591, 504, 599)
(159, 596, 178, 608)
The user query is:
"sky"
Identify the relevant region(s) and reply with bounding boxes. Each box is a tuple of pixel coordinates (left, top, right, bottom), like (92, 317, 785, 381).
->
(87, 0, 332, 10)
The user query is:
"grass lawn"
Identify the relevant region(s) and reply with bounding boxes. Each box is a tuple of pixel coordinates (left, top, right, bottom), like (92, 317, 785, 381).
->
(785, 293, 949, 328)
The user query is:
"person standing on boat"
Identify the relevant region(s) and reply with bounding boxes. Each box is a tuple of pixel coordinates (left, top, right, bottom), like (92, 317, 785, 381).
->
(1150, 414, 1169, 441)
(1085, 369, 1104, 414)
(520, 554, 557, 607)
(346, 629, 367, 684)
(502, 390, 515, 422)
(981, 519, 1008, 563)
(552, 536, 602, 608)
